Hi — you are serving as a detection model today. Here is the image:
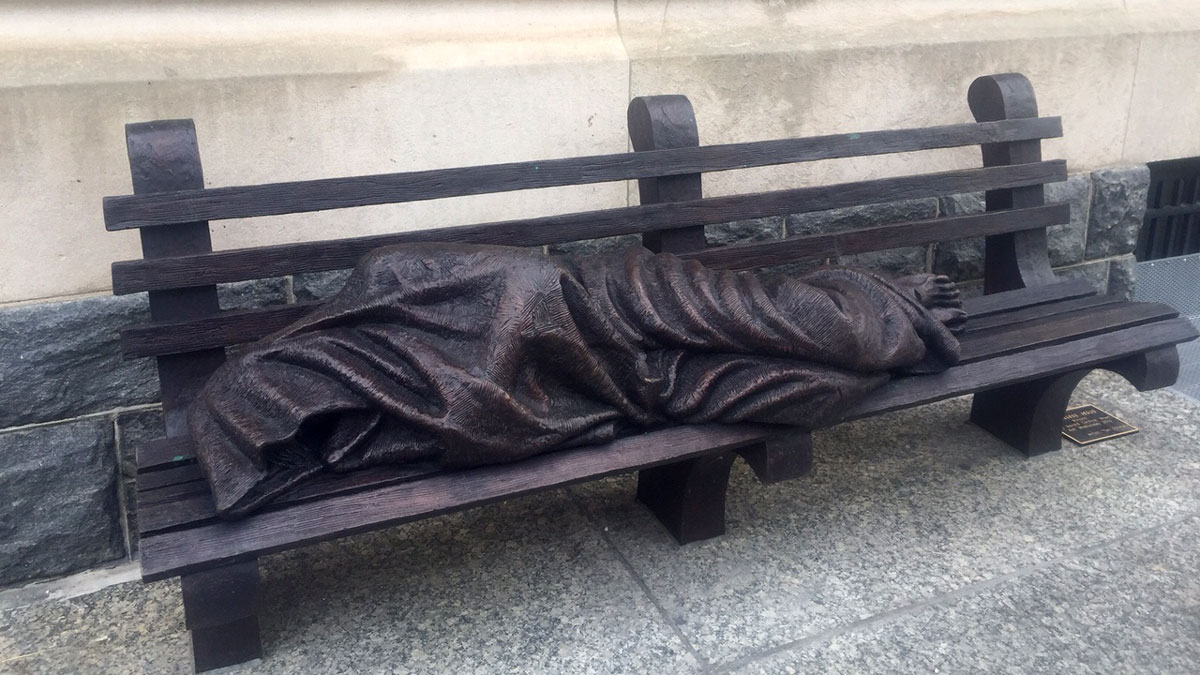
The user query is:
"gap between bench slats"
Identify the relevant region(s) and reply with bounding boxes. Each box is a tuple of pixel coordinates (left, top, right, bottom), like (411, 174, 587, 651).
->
(137, 316, 1198, 581)
(104, 117, 1062, 231)
(131, 276, 1101, 475)
(111, 161, 1067, 295)
(135, 299, 1176, 535)
(118, 203, 1072, 359)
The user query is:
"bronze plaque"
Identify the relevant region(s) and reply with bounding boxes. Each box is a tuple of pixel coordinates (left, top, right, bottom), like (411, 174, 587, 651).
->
(1062, 405, 1139, 445)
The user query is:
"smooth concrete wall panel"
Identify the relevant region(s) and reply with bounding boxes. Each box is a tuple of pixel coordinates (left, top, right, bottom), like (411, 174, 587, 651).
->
(0, 2, 630, 304)
(3, 0, 1200, 304)
(629, 36, 1141, 202)
(0, 61, 630, 305)
(1123, 30, 1200, 164)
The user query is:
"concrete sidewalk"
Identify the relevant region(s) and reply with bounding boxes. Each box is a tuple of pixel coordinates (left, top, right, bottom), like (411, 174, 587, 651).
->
(2, 371, 1198, 674)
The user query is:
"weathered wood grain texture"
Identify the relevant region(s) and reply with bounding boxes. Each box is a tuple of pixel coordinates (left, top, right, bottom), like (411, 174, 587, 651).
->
(842, 318, 1197, 421)
(110, 160, 1067, 296)
(969, 73, 1057, 293)
(103, 117, 1062, 230)
(958, 302, 1180, 363)
(126, 120, 226, 439)
(138, 423, 779, 580)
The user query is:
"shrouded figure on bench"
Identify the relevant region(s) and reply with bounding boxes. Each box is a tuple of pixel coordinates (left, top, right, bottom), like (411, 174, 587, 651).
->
(190, 244, 966, 518)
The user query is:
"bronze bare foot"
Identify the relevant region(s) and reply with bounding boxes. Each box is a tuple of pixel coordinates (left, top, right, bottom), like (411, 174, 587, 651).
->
(895, 273, 967, 333)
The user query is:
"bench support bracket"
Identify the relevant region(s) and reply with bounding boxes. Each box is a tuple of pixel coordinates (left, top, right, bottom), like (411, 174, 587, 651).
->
(637, 452, 737, 544)
(970, 370, 1092, 456)
(180, 559, 263, 672)
(737, 430, 814, 484)
(637, 430, 813, 544)
(971, 345, 1181, 457)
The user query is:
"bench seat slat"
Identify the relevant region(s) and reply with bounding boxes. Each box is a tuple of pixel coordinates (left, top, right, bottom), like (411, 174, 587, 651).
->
(958, 301, 1179, 363)
(960, 294, 1123, 334)
(137, 423, 780, 580)
(138, 465, 441, 536)
(843, 317, 1197, 421)
(111, 161, 1067, 296)
(963, 279, 1096, 317)
(136, 315, 1198, 581)
(104, 117, 1063, 231)
(118, 204, 1072, 359)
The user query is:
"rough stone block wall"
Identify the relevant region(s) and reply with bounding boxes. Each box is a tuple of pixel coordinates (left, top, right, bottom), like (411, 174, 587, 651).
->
(0, 165, 1150, 589)
(0, 280, 287, 587)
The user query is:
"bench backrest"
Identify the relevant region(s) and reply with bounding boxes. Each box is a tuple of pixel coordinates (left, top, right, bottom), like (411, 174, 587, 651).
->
(105, 72, 1065, 436)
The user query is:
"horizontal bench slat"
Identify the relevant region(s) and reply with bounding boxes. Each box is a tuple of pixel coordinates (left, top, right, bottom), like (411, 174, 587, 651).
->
(104, 117, 1062, 231)
(844, 317, 1198, 421)
(138, 465, 441, 535)
(686, 202, 1069, 271)
(111, 160, 1067, 295)
(122, 302, 319, 359)
(137, 423, 780, 580)
(958, 301, 1179, 364)
(137, 316, 1198, 580)
(138, 436, 197, 472)
(119, 204, 1071, 358)
(960, 294, 1123, 334)
(963, 278, 1096, 318)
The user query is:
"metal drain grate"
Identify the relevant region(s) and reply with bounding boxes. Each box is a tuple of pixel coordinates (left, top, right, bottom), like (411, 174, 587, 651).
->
(1137, 157, 1200, 261)
(1133, 253, 1200, 401)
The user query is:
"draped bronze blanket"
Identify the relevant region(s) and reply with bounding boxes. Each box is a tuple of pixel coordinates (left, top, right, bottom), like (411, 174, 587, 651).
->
(189, 244, 963, 518)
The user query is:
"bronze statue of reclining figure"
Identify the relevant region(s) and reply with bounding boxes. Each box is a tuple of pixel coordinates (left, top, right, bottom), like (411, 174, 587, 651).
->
(189, 243, 966, 518)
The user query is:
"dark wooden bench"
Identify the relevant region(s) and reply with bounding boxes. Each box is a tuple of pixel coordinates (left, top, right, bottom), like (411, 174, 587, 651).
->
(104, 73, 1197, 672)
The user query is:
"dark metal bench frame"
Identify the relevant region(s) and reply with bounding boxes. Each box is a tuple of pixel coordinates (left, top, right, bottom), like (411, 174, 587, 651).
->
(104, 73, 1197, 672)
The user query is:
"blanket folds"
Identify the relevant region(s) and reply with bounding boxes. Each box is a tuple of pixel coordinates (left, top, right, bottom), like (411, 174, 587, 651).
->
(189, 244, 961, 518)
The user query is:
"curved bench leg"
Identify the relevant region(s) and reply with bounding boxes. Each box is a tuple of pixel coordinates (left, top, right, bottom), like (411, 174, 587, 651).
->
(970, 370, 1092, 457)
(1100, 346, 1180, 392)
(737, 430, 813, 484)
(971, 345, 1183, 457)
(180, 559, 263, 672)
(637, 452, 737, 544)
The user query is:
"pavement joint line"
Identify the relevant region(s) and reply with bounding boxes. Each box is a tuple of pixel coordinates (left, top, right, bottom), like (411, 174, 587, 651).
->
(711, 509, 1200, 674)
(565, 485, 712, 672)
(0, 561, 141, 613)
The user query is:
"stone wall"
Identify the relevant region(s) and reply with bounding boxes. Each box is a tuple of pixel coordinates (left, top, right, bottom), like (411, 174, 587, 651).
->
(0, 280, 287, 587)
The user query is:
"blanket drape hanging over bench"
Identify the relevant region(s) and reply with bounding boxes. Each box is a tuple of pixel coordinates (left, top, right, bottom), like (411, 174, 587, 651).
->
(189, 244, 961, 518)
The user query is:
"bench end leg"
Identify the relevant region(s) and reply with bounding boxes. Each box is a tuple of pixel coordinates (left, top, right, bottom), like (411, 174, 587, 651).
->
(737, 430, 813, 484)
(970, 369, 1092, 457)
(637, 452, 736, 544)
(180, 559, 263, 673)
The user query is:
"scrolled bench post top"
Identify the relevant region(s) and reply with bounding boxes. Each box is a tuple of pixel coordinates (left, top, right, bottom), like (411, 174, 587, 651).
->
(968, 73, 1038, 122)
(125, 119, 205, 195)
